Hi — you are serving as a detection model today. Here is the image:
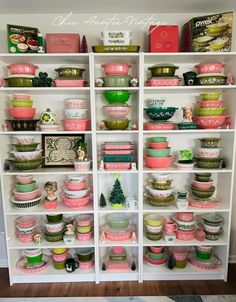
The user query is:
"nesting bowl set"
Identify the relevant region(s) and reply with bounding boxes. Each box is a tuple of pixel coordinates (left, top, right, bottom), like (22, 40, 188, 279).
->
(144, 137, 173, 169)
(173, 212, 196, 241)
(144, 214, 164, 241)
(194, 92, 228, 129)
(195, 62, 227, 86)
(147, 63, 181, 86)
(16, 215, 37, 243)
(75, 214, 94, 241)
(5, 63, 38, 87)
(76, 247, 94, 269)
(44, 214, 65, 242)
(201, 213, 224, 241)
(144, 246, 167, 266)
(54, 66, 87, 87)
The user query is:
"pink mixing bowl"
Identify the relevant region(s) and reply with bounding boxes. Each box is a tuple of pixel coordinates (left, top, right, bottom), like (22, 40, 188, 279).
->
(63, 119, 90, 131)
(7, 63, 38, 75)
(144, 155, 172, 169)
(194, 116, 228, 129)
(10, 107, 36, 119)
(192, 180, 213, 190)
(149, 142, 169, 149)
(198, 100, 223, 108)
(194, 63, 224, 74)
(101, 63, 131, 76)
(103, 105, 131, 118)
(13, 188, 40, 201)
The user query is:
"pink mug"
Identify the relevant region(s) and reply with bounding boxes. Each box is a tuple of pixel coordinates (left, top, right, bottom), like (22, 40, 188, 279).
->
(164, 220, 178, 235)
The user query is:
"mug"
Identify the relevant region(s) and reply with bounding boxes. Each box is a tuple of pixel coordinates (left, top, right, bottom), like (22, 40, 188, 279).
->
(183, 71, 197, 86)
(177, 191, 189, 200)
(65, 258, 79, 273)
(164, 220, 178, 235)
(126, 197, 138, 209)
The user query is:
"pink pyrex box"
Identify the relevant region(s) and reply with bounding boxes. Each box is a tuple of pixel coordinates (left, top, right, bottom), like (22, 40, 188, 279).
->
(104, 162, 132, 170)
(147, 77, 181, 86)
(46, 34, 80, 53)
(103, 142, 134, 150)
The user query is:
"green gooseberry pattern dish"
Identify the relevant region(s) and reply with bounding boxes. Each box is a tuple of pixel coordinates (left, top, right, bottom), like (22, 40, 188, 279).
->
(146, 148, 171, 158)
(103, 90, 131, 104)
(151, 180, 172, 190)
(13, 143, 39, 152)
(195, 173, 212, 182)
(145, 231, 162, 241)
(195, 157, 223, 169)
(9, 158, 43, 171)
(191, 185, 215, 199)
(144, 107, 177, 121)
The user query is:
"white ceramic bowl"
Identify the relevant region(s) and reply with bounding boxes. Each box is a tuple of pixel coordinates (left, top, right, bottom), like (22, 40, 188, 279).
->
(67, 175, 85, 183)
(39, 124, 59, 132)
(151, 173, 170, 183)
(14, 135, 35, 145)
(64, 108, 88, 119)
(197, 148, 221, 158)
(74, 160, 91, 171)
(146, 186, 173, 198)
(25, 248, 43, 256)
(203, 223, 221, 234)
(145, 224, 163, 233)
(65, 98, 87, 109)
(45, 221, 64, 233)
(11, 150, 42, 160)
(63, 187, 90, 199)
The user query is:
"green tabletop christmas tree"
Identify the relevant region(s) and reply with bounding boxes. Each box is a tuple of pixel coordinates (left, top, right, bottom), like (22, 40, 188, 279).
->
(109, 175, 126, 208)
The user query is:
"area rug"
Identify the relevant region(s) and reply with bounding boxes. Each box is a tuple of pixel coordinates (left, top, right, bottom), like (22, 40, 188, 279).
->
(0, 296, 236, 302)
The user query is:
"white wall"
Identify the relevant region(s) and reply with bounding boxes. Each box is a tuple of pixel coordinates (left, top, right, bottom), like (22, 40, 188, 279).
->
(0, 12, 236, 266)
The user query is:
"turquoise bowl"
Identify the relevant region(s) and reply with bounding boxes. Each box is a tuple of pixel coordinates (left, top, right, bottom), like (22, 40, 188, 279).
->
(144, 107, 178, 121)
(150, 137, 167, 142)
(15, 180, 37, 192)
(146, 148, 171, 158)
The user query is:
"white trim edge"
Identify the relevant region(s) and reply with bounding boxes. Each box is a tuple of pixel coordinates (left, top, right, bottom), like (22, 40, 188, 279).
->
(0, 259, 8, 267)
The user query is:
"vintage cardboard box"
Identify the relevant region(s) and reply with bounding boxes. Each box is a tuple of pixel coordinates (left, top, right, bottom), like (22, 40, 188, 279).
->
(180, 12, 233, 52)
(46, 34, 80, 53)
(149, 25, 179, 52)
(7, 24, 39, 53)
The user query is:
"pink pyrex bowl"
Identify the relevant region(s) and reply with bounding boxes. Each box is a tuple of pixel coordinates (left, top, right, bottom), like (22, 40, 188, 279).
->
(144, 122, 175, 131)
(45, 221, 64, 233)
(16, 216, 36, 228)
(198, 100, 223, 108)
(147, 77, 181, 86)
(101, 63, 132, 76)
(149, 142, 169, 149)
(193, 116, 228, 129)
(63, 119, 90, 131)
(104, 229, 132, 241)
(192, 180, 213, 190)
(52, 251, 68, 262)
(10, 107, 36, 119)
(16, 175, 33, 184)
(194, 63, 224, 74)
(176, 212, 193, 222)
(144, 155, 172, 169)
(13, 188, 40, 201)
(103, 105, 131, 118)
(170, 246, 188, 261)
(7, 63, 38, 75)
(65, 98, 87, 109)
(176, 229, 195, 241)
(64, 180, 86, 191)
(149, 246, 163, 254)
(54, 79, 87, 87)
(76, 231, 93, 241)
(18, 232, 35, 242)
(78, 259, 94, 269)
(13, 93, 31, 100)
(63, 194, 92, 208)
(197, 148, 221, 158)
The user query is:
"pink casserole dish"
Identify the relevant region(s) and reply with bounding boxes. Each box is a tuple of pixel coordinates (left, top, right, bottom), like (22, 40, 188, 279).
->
(104, 229, 132, 241)
(16, 216, 36, 228)
(7, 63, 38, 75)
(194, 63, 224, 74)
(103, 149, 133, 155)
(101, 63, 131, 76)
(76, 231, 93, 241)
(147, 77, 181, 87)
(54, 79, 87, 87)
(63, 194, 92, 209)
(104, 162, 132, 170)
(63, 119, 90, 131)
(176, 229, 195, 241)
(144, 122, 175, 131)
(103, 142, 134, 150)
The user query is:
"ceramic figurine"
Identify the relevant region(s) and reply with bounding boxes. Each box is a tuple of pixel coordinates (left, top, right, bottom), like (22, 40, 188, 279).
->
(44, 181, 58, 209)
(108, 176, 126, 208)
(95, 77, 104, 87)
(131, 231, 137, 242)
(182, 107, 194, 123)
(63, 221, 76, 244)
(33, 233, 42, 244)
(32, 72, 53, 87)
(77, 142, 88, 162)
(130, 77, 138, 87)
(40, 108, 57, 125)
(183, 71, 197, 86)
(98, 121, 105, 129)
(1, 122, 8, 132)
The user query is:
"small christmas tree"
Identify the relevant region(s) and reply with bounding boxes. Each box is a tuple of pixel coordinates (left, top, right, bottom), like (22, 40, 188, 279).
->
(99, 193, 107, 208)
(81, 35, 88, 53)
(108, 177, 126, 208)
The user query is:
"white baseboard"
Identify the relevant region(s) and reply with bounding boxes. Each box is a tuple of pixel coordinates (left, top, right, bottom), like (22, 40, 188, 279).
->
(0, 259, 8, 267)
(229, 255, 236, 263)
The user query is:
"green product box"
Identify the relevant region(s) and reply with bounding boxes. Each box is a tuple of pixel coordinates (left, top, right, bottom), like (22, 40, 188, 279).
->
(180, 12, 233, 52)
(7, 24, 39, 53)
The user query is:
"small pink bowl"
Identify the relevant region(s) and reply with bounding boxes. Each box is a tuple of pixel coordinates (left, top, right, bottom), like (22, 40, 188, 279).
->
(144, 155, 172, 169)
(149, 246, 163, 254)
(16, 175, 33, 185)
(74, 160, 91, 171)
(10, 107, 36, 119)
(54, 79, 87, 87)
(176, 229, 195, 241)
(13, 94, 31, 100)
(192, 180, 213, 190)
(63, 119, 90, 131)
(170, 246, 188, 261)
(194, 63, 224, 74)
(13, 188, 40, 201)
(76, 231, 93, 241)
(64, 181, 86, 191)
(78, 259, 94, 269)
(101, 63, 131, 76)
(149, 142, 169, 149)
(176, 212, 193, 222)
(144, 123, 175, 131)
(103, 106, 131, 118)
(18, 232, 35, 242)
(198, 100, 223, 108)
(52, 251, 68, 262)
(16, 216, 36, 228)
(76, 214, 93, 226)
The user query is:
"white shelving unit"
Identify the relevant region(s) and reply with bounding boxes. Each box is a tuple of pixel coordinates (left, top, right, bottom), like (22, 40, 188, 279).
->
(0, 51, 236, 285)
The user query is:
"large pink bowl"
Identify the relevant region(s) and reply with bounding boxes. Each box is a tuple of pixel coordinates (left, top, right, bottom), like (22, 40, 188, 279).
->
(63, 194, 92, 209)
(7, 63, 38, 75)
(10, 107, 36, 119)
(76, 231, 93, 241)
(149, 142, 169, 149)
(63, 119, 90, 131)
(194, 63, 224, 74)
(103, 105, 131, 118)
(198, 100, 223, 108)
(144, 155, 172, 169)
(13, 188, 40, 201)
(64, 181, 86, 191)
(101, 63, 131, 76)
(194, 116, 228, 129)
(192, 180, 213, 190)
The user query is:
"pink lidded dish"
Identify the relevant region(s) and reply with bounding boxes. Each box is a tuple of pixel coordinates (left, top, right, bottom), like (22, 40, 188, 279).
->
(103, 149, 133, 155)
(7, 63, 39, 75)
(144, 122, 175, 131)
(63, 194, 92, 209)
(65, 98, 87, 109)
(104, 162, 132, 170)
(147, 77, 181, 87)
(63, 119, 90, 131)
(101, 63, 131, 76)
(193, 116, 229, 129)
(176, 229, 195, 241)
(16, 175, 33, 185)
(10, 107, 36, 119)
(192, 180, 213, 190)
(13, 94, 31, 100)
(103, 225, 134, 241)
(194, 63, 224, 74)
(54, 79, 87, 87)
(64, 180, 86, 191)
(103, 142, 134, 150)
(76, 231, 94, 241)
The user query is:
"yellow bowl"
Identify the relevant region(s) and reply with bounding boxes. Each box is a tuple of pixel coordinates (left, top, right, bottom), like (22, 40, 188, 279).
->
(210, 41, 226, 50)
(144, 213, 163, 227)
(52, 248, 67, 254)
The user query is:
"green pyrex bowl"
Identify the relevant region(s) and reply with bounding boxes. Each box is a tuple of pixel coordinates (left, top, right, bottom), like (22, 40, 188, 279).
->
(146, 148, 171, 158)
(13, 143, 39, 152)
(195, 157, 223, 169)
(150, 137, 167, 142)
(103, 75, 131, 87)
(144, 107, 177, 121)
(47, 214, 63, 223)
(107, 213, 130, 229)
(76, 225, 93, 234)
(11, 99, 33, 108)
(5, 77, 33, 87)
(196, 74, 227, 86)
(76, 247, 94, 262)
(196, 250, 212, 260)
(145, 231, 162, 241)
(26, 253, 43, 264)
(145, 194, 175, 204)
(104, 118, 129, 130)
(200, 92, 221, 100)
(55, 67, 85, 78)
(191, 185, 215, 199)
(44, 230, 64, 242)
(104, 90, 131, 103)
(175, 260, 187, 269)
(147, 249, 166, 260)
(196, 108, 225, 116)
(151, 181, 172, 190)
(9, 157, 43, 171)
(199, 138, 221, 148)
(15, 180, 37, 193)
(195, 173, 212, 182)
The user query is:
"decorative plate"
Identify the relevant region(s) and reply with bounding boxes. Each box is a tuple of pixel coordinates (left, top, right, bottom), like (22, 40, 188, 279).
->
(16, 255, 51, 273)
(188, 251, 222, 270)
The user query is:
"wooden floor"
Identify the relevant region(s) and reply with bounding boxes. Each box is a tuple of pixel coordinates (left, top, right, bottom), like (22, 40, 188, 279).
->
(0, 265, 236, 297)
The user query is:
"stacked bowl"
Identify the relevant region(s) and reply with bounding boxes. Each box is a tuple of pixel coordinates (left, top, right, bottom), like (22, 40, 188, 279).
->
(9, 135, 43, 171)
(52, 248, 68, 270)
(5, 63, 38, 87)
(195, 137, 223, 169)
(145, 173, 175, 207)
(63, 98, 90, 131)
(194, 91, 228, 129)
(144, 98, 176, 130)
(147, 63, 181, 87)
(144, 246, 167, 266)
(62, 177, 91, 209)
(76, 247, 94, 270)
(75, 214, 94, 242)
(169, 246, 189, 269)
(191, 173, 215, 202)
(54, 66, 86, 87)
(16, 216, 37, 243)
(144, 137, 172, 169)
(144, 214, 163, 241)
(102, 63, 132, 130)
(201, 213, 224, 241)
(11, 175, 42, 210)
(44, 214, 65, 242)
(195, 62, 227, 86)
(7, 93, 39, 131)
(173, 212, 196, 241)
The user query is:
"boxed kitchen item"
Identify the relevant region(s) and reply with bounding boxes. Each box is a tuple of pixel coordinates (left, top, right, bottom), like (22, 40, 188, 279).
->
(181, 12, 233, 52)
(46, 34, 80, 53)
(7, 24, 39, 53)
(102, 31, 131, 45)
(149, 25, 179, 52)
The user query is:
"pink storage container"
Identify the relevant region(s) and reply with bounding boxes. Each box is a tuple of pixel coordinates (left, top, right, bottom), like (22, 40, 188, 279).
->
(104, 229, 132, 241)
(144, 122, 175, 131)
(13, 94, 31, 100)
(65, 98, 87, 109)
(147, 77, 181, 86)
(54, 79, 87, 87)
(13, 188, 40, 201)
(46, 33, 80, 53)
(78, 259, 94, 270)
(63, 194, 92, 209)
(176, 212, 193, 222)
(7, 63, 38, 75)
(101, 64, 132, 76)
(63, 119, 90, 131)
(194, 63, 224, 74)
(176, 229, 195, 241)
(104, 162, 131, 170)
(149, 246, 163, 254)
(18, 232, 35, 242)
(76, 231, 93, 241)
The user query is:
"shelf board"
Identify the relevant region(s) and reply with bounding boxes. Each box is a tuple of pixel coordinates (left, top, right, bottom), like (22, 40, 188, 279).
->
(142, 262, 225, 281)
(0, 87, 91, 94)
(94, 53, 139, 64)
(95, 87, 139, 92)
(3, 168, 93, 175)
(143, 167, 233, 173)
(99, 270, 139, 281)
(143, 129, 235, 134)
(8, 238, 94, 249)
(99, 239, 138, 247)
(96, 130, 139, 134)
(143, 85, 236, 93)
(0, 131, 92, 135)
(97, 170, 139, 174)
(98, 205, 139, 213)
